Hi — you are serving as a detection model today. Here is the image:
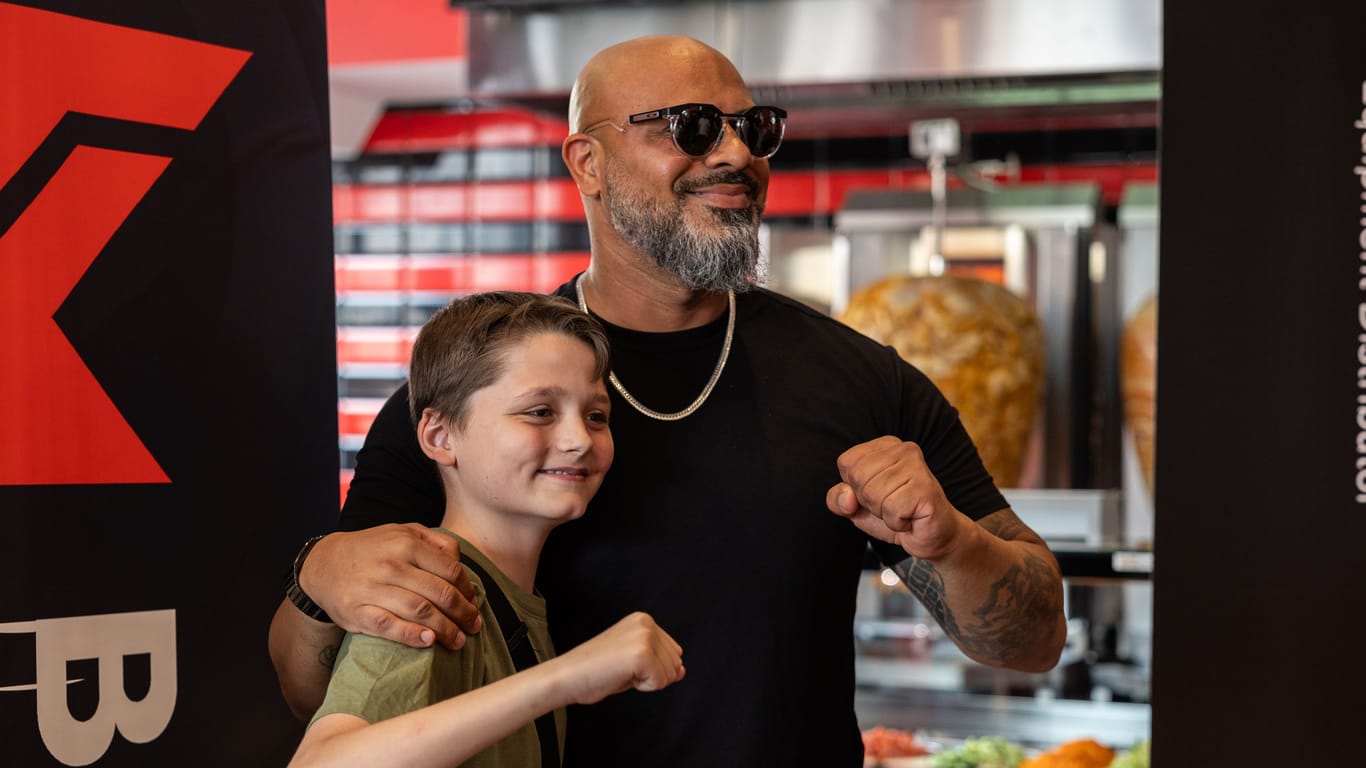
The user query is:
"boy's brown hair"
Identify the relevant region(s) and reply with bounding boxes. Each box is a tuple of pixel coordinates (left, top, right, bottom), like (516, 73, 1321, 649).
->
(408, 291, 611, 429)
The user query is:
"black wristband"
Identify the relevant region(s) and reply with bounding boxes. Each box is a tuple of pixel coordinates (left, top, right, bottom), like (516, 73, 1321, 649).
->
(285, 534, 332, 623)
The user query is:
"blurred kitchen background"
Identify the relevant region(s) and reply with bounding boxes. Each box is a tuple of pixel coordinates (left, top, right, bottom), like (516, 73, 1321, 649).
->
(328, 0, 1160, 749)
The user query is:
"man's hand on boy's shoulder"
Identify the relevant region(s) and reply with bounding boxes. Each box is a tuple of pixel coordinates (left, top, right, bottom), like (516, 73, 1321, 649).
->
(300, 524, 484, 650)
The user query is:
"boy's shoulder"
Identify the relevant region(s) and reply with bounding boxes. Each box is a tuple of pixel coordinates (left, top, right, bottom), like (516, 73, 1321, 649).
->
(317, 625, 476, 726)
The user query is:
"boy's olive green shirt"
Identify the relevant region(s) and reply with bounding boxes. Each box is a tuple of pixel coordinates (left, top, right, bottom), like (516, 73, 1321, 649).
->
(310, 531, 563, 767)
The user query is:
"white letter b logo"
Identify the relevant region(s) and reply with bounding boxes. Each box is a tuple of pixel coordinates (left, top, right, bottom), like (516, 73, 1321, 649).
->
(11, 609, 178, 766)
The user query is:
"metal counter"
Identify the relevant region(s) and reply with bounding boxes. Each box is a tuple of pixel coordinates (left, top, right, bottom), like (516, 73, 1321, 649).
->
(855, 686, 1151, 750)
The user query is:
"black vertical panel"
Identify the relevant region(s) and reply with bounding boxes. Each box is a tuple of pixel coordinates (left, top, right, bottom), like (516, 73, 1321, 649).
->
(1156, 1, 1366, 763)
(1069, 231, 1096, 488)
(0, 1, 334, 765)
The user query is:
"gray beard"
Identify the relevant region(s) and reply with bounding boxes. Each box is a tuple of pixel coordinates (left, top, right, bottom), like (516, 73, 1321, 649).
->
(603, 165, 764, 293)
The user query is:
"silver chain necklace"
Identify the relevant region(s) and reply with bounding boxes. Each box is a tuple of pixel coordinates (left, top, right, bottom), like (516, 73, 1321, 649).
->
(575, 274, 735, 422)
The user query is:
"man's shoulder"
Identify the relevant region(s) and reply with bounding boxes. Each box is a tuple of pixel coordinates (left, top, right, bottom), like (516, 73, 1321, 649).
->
(550, 276, 578, 302)
(743, 287, 891, 351)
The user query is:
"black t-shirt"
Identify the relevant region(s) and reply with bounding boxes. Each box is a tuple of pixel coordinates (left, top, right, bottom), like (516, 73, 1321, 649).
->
(339, 278, 1006, 767)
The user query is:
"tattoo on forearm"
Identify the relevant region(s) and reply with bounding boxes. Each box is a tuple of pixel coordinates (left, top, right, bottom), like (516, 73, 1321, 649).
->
(894, 557, 957, 636)
(894, 514, 1061, 665)
(978, 512, 1027, 541)
(318, 644, 338, 670)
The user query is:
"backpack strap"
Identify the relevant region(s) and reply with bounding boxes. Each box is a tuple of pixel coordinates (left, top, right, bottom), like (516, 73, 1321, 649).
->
(459, 553, 559, 768)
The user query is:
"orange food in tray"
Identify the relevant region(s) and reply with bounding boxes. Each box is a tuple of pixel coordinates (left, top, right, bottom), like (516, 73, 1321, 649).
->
(862, 726, 932, 758)
(1019, 738, 1114, 768)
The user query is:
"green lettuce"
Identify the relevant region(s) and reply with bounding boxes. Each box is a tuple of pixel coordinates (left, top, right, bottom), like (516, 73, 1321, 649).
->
(928, 736, 1026, 768)
(1108, 740, 1150, 768)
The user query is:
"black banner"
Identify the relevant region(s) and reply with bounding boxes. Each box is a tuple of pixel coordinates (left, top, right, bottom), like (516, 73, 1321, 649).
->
(0, 2, 335, 765)
(1156, 0, 1366, 762)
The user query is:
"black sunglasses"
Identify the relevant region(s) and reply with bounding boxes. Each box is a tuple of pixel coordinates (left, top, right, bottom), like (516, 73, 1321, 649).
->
(588, 103, 788, 159)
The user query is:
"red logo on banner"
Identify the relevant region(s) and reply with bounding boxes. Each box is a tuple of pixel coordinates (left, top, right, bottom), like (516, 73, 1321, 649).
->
(0, 4, 250, 485)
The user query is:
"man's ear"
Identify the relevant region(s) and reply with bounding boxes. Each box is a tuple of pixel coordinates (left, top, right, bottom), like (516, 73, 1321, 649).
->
(562, 133, 602, 199)
(416, 408, 457, 467)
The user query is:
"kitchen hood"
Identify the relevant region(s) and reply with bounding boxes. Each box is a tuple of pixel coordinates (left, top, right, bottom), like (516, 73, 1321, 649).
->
(460, 0, 1161, 128)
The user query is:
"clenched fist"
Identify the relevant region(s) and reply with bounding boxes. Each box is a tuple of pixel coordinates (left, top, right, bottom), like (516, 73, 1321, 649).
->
(552, 612, 685, 706)
(826, 435, 971, 561)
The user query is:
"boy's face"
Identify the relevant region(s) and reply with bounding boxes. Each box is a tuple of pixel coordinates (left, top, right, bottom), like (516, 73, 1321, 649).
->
(448, 331, 613, 525)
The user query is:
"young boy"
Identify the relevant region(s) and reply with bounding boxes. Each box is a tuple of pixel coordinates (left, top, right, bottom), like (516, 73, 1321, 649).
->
(289, 292, 684, 768)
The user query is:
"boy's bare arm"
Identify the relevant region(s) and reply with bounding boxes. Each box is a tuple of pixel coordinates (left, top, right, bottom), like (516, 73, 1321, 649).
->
(287, 612, 684, 768)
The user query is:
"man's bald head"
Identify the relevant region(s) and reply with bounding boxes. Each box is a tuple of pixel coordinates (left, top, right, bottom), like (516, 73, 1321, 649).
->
(568, 35, 748, 132)
(560, 35, 768, 294)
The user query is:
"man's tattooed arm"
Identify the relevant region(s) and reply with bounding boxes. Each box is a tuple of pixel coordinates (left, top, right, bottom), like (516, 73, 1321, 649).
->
(318, 642, 339, 670)
(891, 510, 1064, 669)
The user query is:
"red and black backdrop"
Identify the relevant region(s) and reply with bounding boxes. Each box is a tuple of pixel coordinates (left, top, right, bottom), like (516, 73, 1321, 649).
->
(0, 1, 335, 764)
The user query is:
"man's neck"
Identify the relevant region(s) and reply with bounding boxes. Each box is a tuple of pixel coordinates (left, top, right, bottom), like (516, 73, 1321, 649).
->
(579, 261, 729, 333)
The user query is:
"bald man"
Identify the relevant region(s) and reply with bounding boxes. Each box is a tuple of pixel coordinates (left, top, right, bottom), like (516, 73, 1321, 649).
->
(269, 35, 1066, 767)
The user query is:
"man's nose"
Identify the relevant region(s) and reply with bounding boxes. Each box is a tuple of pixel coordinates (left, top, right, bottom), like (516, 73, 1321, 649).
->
(706, 118, 751, 167)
